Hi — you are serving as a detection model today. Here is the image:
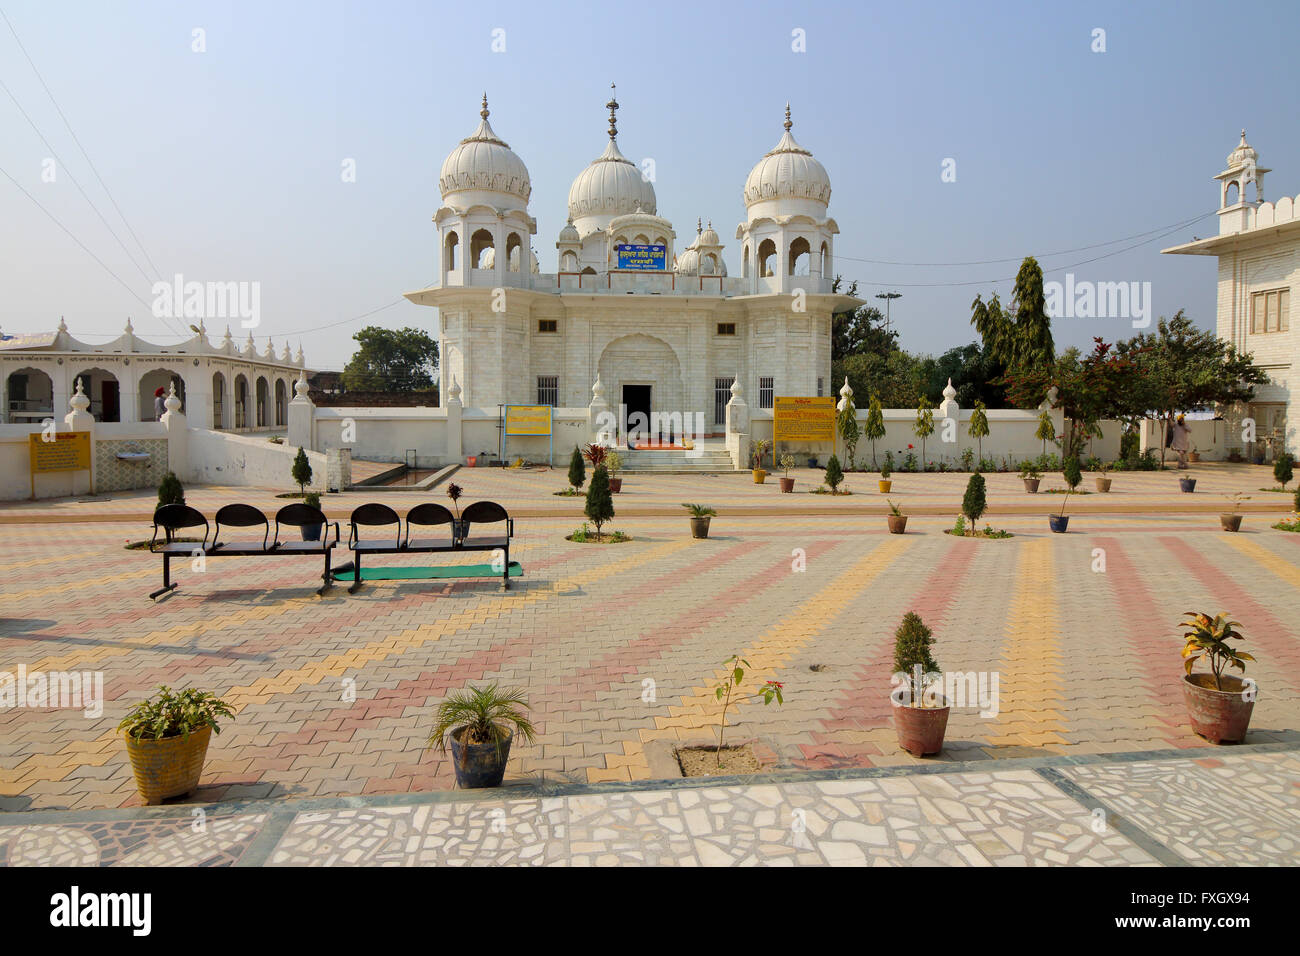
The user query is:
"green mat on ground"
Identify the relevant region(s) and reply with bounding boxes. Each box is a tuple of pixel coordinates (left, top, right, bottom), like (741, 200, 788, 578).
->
(333, 561, 522, 582)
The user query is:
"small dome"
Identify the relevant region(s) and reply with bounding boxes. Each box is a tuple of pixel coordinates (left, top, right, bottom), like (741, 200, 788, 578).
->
(558, 217, 580, 243)
(674, 245, 700, 275)
(1227, 129, 1258, 167)
(744, 105, 831, 208)
(700, 220, 720, 246)
(439, 95, 531, 204)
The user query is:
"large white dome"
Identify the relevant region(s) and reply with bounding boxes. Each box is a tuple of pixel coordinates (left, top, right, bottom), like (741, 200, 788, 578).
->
(439, 96, 531, 205)
(744, 106, 831, 209)
(567, 86, 656, 230)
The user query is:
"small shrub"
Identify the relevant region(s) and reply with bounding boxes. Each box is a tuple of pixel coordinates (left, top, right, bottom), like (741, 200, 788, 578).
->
(892, 612, 940, 707)
(303, 491, 322, 510)
(824, 454, 844, 492)
(881, 450, 894, 479)
(584, 465, 615, 539)
(1063, 455, 1083, 491)
(902, 452, 918, 472)
(962, 473, 987, 524)
(157, 471, 185, 508)
(951, 514, 966, 536)
(292, 446, 312, 494)
(428, 683, 535, 757)
(960, 447, 975, 471)
(1274, 452, 1295, 490)
(568, 446, 586, 490)
(118, 685, 235, 741)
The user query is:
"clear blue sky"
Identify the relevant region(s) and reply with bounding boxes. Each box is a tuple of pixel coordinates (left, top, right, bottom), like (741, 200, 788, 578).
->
(2, 0, 1298, 371)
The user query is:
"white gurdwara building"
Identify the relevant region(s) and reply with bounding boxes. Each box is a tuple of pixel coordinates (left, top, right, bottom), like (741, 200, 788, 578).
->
(405, 89, 858, 435)
(1164, 131, 1297, 455)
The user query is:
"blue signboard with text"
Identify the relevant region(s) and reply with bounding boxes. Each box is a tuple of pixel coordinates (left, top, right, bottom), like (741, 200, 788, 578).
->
(616, 244, 667, 271)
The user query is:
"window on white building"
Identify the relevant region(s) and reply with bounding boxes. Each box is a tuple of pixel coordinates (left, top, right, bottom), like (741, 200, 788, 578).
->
(538, 319, 558, 333)
(714, 377, 734, 425)
(759, 377, 774, 409)
(537, 376, 558, 406)
(716, 323, 736, 336)
(1250, 288, 1290, 333)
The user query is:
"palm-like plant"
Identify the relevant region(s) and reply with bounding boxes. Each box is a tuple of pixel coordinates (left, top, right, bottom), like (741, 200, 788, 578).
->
(682, 502, 717, 518)
(428, 684, 536, 758)
(1181, 611, 1254, 691)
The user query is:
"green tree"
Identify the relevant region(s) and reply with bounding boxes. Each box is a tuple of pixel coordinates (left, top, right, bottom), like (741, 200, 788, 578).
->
(824, 454, 844, 492)
(340, 326, 439, 392)
(1035, 409, 1056, 458)
(157, 471, 185, 508)
(1009, 256, 1055, 372)
(892, 612, 939, 704)
(1275, 452, 1294, 490)
(968, 400, 989, 463)
(568, 445, 586, 490)
(837, 396, 860, 470)
(584, 465, 615, 540)
(864, 394, 886, 468)
(292, 446, 312, 494)
(913, 397, 935, 467)
(962, 472, 987, 526)
(1063, 455, 1082, 492)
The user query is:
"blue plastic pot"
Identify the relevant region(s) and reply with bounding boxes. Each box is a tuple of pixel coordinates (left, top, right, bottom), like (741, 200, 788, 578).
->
(1048, 514, 1069, 533)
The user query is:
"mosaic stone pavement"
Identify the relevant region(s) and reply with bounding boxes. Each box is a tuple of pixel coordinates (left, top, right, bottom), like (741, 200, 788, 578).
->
(1, 749, 1295, 866)
(2, 499, 1299, 812)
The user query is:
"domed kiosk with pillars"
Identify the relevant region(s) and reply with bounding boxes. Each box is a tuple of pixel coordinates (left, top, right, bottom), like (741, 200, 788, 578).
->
(405, 89, 860, 448)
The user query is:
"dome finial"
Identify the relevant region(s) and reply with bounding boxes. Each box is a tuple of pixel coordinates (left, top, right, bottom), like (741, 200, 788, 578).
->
(784, 102, 792, 132)
(606, 83, 619, 139)
(697, 217, 702, 234)
(481, 93, 489, 121)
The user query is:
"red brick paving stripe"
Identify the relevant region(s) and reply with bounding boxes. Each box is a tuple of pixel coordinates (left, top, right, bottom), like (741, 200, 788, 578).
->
(1159, 535, 1300, 698)
(798, 539, 980, 768)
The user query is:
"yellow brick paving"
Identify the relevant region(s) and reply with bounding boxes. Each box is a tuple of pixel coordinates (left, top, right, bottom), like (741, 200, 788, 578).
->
(588, 536, 915, 783)
(984, 539, 1068, 752)
(1220, 534, 1300, 590)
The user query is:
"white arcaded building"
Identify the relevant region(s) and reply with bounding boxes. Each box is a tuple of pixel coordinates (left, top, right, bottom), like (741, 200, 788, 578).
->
(404, 90, 858, 436)
(1164, 132, 1296, 456)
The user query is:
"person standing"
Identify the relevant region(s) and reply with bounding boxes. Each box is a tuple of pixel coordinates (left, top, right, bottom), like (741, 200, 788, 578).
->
(154, 386, 167, 421)
(1171, 414, 1191, 469)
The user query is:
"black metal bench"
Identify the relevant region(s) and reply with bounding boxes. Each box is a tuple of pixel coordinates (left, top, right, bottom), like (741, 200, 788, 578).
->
(334, 501, 513, 592)
(149, 502, 339, 599)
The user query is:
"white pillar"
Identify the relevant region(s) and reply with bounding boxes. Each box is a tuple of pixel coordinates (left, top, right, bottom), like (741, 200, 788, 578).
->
(161, 383, 188, 481)
(725, 376, 748, 470)
(445, 376, 463, 464)
(288, 371, 315, 450)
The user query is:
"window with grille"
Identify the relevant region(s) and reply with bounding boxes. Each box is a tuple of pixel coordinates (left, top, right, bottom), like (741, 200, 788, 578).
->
(714, 377, 734, 425)
(1250, 289, 1290, 333)
(716, 323, 736, 336)
(538, 319, 558, 333)
(537, 376, 558, 406)
(817, 377, 824, 397)
(759, 377, 774, 409)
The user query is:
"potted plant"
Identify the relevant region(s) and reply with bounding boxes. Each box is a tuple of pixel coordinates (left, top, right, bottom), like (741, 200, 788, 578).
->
(891, 612, 948, 756)
(807, 455, 818, 468)
(1020, 465, 1042, 493)
(605, 449, 624, 494)
(683, 502, 715, 538)
(1181, 611, 1256, 744)
(1180, 474, 1197, 493)
(301, 491, 324, 541)
(466, 454, 478, 468)
(429, 683, 536, 788)
(118, 685, 235, 804)
(750, 439, 769, 483)
(1049, 456, 1081, 533)
(1189, 446, 1201, 464)
(879, 451, 894, 493)
(1220, 492, 1249, 532)
(1094, 460, 1112, 493)
(886, 499, 907, 534)
(778, 453, 796, 493)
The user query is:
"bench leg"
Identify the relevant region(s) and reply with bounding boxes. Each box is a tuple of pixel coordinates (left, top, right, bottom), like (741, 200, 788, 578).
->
(149, 553, 177, 601)
(348, 551, 362, 594)
(502, 545, 510, 591)
(318, 550, 333, 596)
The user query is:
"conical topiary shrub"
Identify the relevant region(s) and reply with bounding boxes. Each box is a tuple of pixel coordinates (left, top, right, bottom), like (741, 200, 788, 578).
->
(584, 465, 615, 540)
(157, 471, 185, 508)
(568, 445, 586, 491)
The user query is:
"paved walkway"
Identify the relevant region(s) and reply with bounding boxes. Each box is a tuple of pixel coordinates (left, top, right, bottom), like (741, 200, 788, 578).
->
(1, 747, 1294, 865)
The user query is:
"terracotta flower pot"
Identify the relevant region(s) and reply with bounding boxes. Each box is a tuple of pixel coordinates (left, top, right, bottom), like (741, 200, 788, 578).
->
(466, 456, 477, 468)
(1189, 452, 1201, 463)
(1048, 514, 1069, 533)
(752, 469, 767, 484)
(609, 477, 622, 493)
(1180, 478, 1197, 493)
(878, 479, 892, 493)
(1023, 478, 1041, 493)
(1183, 674, 1255, 744)
(779, 477, 794, 493)
(124, 725, 213, 805)
(887, 514, 908, 534)
(689, 516, 711, 539)
(449, 726, 513, 788)
(1219, 513, 1242, 532)
(894, 702, 950, 756)
(1095, 477, 1112, 493)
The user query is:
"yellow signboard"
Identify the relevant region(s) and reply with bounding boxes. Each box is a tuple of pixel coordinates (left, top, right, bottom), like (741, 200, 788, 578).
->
(504, 404, 552, 436)
(29, 431, 91, 474)
(773, 396, 836, 442)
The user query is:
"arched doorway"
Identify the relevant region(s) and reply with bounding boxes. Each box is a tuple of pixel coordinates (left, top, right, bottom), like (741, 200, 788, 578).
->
(212, 371, 226, 429)
(138, 369, 185, 421)
(597, 334, 686, 447)
(5, 366, 54, 423)
(255, 376, 269, 427)
(72, 367, 121, 422)
(274, 379, 287, 427)
(234, 374, 249, 428)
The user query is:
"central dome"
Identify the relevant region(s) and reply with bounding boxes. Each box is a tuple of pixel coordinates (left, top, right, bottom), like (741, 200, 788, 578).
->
(567, 86, 656, 232)
(439, 95, 531, 205)
(744, 105, 831, 209)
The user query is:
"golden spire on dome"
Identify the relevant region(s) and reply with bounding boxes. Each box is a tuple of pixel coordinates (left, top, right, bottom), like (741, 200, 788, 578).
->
(606, 83, 619, 139)
(481, 93, 489, 120)
(784, 102, 792, 132)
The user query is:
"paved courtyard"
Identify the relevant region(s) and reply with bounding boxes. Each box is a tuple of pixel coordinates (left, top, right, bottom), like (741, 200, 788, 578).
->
(2, 462, 1298, 829)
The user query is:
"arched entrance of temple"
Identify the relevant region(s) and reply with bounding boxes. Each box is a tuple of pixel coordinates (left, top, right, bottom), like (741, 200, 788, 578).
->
(597, 333, 685, 447)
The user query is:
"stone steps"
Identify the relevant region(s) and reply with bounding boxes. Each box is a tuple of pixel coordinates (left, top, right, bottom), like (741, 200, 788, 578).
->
(618, 447, 735, 473)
